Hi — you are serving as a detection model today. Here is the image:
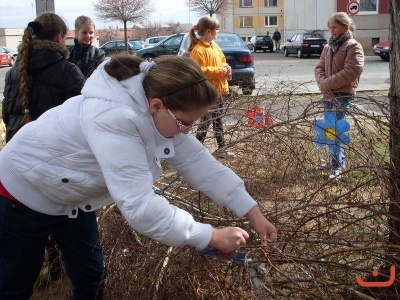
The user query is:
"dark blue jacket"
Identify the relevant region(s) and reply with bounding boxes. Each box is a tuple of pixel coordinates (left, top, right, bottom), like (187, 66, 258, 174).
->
(68, 38, 105, 77)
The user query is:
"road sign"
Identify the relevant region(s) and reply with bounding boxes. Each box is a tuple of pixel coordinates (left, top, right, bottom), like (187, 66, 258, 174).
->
(347, 1, 360, 15)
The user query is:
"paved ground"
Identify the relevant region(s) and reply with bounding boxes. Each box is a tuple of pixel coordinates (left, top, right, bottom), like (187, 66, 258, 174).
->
(251, 54, 389, 95)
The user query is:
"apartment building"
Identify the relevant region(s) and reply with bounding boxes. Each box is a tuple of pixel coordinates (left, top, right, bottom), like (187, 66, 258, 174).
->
(220, 0, 389, 51)
(219, 0, 284, 43)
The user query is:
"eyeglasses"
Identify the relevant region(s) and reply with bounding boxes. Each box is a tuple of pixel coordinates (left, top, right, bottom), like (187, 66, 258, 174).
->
(167, 109, 191, 131)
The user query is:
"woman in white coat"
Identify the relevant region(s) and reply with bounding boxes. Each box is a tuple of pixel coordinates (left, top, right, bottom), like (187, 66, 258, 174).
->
(0, 54, 277, 299)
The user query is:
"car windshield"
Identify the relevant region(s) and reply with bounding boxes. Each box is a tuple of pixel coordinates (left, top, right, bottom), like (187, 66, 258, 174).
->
(179, 32, 247, 56)
(152, 37, 168, 47)
(130, 41, 140, 47)
(304, 34, 325, 40)
(215, 33, 246, 48)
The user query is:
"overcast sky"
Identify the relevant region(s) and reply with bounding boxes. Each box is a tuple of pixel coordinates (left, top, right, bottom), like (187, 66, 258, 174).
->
(0, 0, 195, 29)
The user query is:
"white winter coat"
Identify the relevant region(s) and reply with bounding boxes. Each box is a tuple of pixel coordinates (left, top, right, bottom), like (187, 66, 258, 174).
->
(0, 61, 257, 250)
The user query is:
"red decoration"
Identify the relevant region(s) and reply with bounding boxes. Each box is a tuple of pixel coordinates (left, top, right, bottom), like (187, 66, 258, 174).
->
(245, 106, 274, 129)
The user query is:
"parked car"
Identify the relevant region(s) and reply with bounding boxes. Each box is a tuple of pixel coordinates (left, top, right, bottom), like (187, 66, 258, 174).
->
(373, 40, 390, 61)
(135, 33, 184, 61)
(129, 40, 144, 51)
(178, 32, 255, 95)
(135, 40, 145, 47)
(249, 35, 274, 53)
(143, 36, 168, 48)
(99, 40, 135, 56)
(0, 46, 17, 58)
(0, 46, 14, 66)
(283, 32, 327, 58)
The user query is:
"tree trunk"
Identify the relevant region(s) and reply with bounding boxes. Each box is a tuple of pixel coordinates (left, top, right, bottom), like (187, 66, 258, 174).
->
(388, 0, 400, 248)
(124, 20, 128, 52)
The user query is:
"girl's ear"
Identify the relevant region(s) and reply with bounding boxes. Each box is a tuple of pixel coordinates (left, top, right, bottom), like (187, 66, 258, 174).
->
(149, 97, 164, 115)
(53, 32, 64, 43)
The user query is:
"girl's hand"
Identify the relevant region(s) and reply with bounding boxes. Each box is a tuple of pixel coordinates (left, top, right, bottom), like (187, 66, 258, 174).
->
(245, 206, 278, 243)
(323, 91, 335, 99)
(223, 66, 232, 76)
(226, 65, 232, 76)
(318, 80, 334, 99)
(208, 227, 249, 253)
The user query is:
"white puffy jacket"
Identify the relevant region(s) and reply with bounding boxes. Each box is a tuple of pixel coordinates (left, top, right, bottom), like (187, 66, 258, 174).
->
(0, 61, 257, 250)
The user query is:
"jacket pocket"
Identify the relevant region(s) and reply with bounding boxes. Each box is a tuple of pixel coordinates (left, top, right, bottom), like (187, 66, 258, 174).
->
(26, 167, 108, 205)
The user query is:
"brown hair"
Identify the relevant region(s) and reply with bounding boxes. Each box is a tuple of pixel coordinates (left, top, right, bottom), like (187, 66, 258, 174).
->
(17, 12, 68, 125)
(328, 12, 356, 33)
(104, 54, 218, 111)
(188, 16, 220, 52)
(74, 15, 95, 32)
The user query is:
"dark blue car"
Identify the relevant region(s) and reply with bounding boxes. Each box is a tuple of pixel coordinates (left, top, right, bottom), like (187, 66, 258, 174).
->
(177, 32, 255, 95)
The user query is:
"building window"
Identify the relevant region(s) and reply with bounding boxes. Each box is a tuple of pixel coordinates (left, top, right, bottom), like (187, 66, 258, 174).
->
(371, 37, 379, 47)
(264, 16, 278, 27)
(264, 0, 277, 6)
(239, 0, 253, 8)
(240, 16, 253, 27)
(356, 0, 378, 13)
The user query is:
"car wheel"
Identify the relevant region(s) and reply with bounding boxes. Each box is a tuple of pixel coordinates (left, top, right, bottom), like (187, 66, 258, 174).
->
(284, 48, 289, 57)
(142, 55, 155, 61)
(381, 55, 389, 61)
(253, 48, 257, 53)
(9, 57, 14, 67)
(242, 87, 253, 95)
(263, 49, 266, 53)
(297, 49, 303, 58)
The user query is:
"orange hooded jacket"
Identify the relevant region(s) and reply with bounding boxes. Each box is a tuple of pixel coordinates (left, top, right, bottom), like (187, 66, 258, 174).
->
(189, 40, 230, 96)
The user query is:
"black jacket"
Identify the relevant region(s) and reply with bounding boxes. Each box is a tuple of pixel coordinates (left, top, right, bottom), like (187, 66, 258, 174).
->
(273, 31, 281, 41)
(68, 38, 105, 77)
(2, 39, 85, 142)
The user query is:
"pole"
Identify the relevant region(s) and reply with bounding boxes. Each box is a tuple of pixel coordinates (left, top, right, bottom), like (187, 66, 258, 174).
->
(31, 0, 35, 18)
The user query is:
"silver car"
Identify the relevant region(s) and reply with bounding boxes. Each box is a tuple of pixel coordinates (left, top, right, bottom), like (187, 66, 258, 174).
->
(143, 36, 168, 48)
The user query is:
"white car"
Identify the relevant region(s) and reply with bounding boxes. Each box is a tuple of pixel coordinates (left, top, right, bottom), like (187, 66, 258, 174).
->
(143, 36, 168, 48)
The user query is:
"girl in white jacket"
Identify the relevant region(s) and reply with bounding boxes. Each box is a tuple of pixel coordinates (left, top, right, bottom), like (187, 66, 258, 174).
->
(0, 54, 277, 299)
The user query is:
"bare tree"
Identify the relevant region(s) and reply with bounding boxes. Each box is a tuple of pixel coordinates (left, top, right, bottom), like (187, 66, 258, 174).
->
(389, 1, 400, 247)
(93, 0, 154, 51)
(184, 0, 229, 17)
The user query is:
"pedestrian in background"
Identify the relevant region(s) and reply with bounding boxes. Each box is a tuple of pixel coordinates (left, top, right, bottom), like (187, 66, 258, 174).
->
(188, 16, 235, 158)
(273, 29, 281, 51)
(68, 15, 105, 78)
(314, 12, 364, 180)
(0, 54, 277, 299)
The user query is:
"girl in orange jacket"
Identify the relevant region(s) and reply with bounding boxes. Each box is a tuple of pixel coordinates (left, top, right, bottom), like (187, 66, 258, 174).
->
(188, 16, 234, 158)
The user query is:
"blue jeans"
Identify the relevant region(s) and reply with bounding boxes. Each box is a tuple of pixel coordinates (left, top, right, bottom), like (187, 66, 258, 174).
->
(324, 92, 352, 170)
(0, 196, 106, 299)
(275, 40, 280, 51)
